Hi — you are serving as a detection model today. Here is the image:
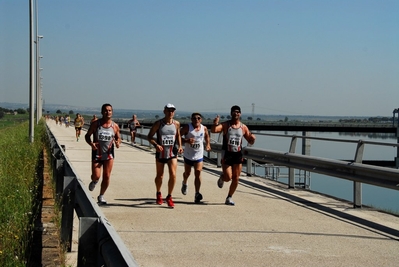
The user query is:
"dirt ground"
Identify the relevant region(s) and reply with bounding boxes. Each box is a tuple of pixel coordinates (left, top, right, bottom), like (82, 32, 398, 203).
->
(29, 149, 63, 267)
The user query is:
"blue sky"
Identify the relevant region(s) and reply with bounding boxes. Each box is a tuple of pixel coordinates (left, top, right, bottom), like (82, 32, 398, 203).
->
(1, 0, 398, 116)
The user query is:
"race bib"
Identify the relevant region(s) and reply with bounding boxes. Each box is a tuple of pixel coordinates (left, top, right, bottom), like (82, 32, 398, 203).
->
(162, 134, 175, 146)
(98, 131, 113, 141)
(228, 137, 240, 147)
(190, 142, 201, 150)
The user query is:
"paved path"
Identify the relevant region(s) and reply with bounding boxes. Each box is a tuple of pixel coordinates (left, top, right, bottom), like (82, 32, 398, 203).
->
(47, 120, 399, 267)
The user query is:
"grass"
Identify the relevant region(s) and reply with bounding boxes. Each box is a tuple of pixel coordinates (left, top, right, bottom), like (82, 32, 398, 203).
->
(0, 119, 46, 266)
(0, 114, 29, 129)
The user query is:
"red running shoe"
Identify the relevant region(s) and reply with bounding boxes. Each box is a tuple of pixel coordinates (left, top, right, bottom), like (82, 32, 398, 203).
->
(156, 192, 163, 205)
(165, 195, 174, 208)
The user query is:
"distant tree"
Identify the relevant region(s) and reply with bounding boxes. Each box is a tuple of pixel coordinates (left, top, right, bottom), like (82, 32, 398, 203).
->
(56, 110, 62, 114)
(0, 107, 13, 113)
(227, 115, 231, 119)
(0, 110, 4, 119)
(69, 110, 74, 115)
(17, 108, 27, 114)
(221, 116, 225, 119)
(257, 118, 261, 121)
(284, 116, 289, 122)
(247, 117, 253, 120)
(155, 115, 159, 119)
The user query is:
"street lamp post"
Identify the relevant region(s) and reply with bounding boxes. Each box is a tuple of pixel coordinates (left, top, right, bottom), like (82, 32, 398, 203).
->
(36, 48, 43, 123)
(29, 0, 35, 142)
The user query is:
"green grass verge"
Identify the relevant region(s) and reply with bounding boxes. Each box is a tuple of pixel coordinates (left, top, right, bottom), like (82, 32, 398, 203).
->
(0, 114, 29, 129)
(0, 119, 46, 266)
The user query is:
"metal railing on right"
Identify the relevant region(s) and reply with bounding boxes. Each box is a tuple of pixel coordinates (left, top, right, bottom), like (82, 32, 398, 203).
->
(47, 124, 139, 267)
(118, 126, 399, 209)
(241, 134, 399, 208)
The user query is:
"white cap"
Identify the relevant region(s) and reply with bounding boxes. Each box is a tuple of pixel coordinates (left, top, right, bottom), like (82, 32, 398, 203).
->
(164, 103, 176, 110)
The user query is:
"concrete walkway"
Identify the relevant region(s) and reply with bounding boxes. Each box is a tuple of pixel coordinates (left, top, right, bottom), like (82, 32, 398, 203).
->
(47, 120, 399, 267)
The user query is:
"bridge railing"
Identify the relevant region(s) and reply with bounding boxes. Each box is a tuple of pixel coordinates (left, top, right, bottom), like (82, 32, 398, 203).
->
(46, 124, 139, 267)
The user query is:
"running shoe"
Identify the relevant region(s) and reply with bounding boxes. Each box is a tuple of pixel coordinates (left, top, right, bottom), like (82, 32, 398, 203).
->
(181, 182, 187, 195)
(195, 192, 203, 203)
(217, 175, 224, 188)
(156, 192, 163, 205)
(225, 197, 235, 206)
(88, 181, 98, 191)
(97, 195, 107, 205)
(165, 195, 174, 208)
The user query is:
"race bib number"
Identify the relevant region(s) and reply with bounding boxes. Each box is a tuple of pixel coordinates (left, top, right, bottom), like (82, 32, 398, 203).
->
(228, 137, 240, 147)
(98, 131, 113, 141)
(162, 135, 175, 146)
(190, 142, 201, 150)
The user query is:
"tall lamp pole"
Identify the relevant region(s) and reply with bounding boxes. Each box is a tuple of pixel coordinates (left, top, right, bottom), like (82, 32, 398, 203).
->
(29, 0, 35, 142)
(36, 36, 43, 123)
(35, 0, 43, 123)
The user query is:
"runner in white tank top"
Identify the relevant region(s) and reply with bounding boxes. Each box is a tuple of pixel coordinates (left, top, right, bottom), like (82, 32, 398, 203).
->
(180, 112, 211, 203)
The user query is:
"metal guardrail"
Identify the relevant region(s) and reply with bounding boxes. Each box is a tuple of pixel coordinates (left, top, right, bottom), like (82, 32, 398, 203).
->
(116, 126, 399, 208)
(244, 133, 399, 208)
(46, 124, 139, 267)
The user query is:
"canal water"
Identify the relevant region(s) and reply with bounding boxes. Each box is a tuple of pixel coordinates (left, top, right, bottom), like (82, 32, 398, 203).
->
(248, 131, 399, 214)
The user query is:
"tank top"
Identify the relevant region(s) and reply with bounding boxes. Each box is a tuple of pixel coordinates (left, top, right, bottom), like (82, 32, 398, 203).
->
(75, 118, 83, 127)
(183, 124, 205, 161)
(129, 120, 137, 131)
(222, 122, 243, 152)
(156, 119, 177, 159)
(94, 120, 116, 161)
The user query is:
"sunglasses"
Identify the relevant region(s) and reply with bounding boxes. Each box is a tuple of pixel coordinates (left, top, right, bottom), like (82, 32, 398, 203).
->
(192, 116, 201, 120)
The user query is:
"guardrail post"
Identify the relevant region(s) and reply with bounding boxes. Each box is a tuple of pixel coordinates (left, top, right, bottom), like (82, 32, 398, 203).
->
(288, 136, 297, 188)
(216, 152, 222, 168)
(353, 140, 365, 208)
(139, 127, 144, 146)
(301, 132, 311, 188)
(396, 126, 399, 168)
(79, 217, 101, 267)
(55, 159, 64, 200)
(246, 158, 252, 176)
(61, 176, 77, 252)
(216, 132, 223, 168)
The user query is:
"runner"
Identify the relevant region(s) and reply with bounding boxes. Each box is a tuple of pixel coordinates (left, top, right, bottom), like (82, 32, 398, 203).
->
(85, 103, 121, 205)
(127, 114, 141, 144)
(74, 113, 84, 141)
(147, 103, 183, 208)
(211, 105, 256, 206)
(180, 112, 211, 203)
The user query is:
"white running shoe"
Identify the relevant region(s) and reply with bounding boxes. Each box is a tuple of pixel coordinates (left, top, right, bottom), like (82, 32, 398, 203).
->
(225, 197, 235, 206)
(97, 195, 107, 205)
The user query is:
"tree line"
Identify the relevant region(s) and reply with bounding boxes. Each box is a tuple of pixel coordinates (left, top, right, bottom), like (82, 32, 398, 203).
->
(0, 107, 28, 119)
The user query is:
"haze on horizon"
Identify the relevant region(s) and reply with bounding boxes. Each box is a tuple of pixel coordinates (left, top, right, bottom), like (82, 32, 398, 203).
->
(1, 1, 398, 117)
